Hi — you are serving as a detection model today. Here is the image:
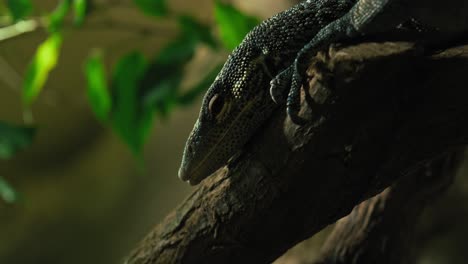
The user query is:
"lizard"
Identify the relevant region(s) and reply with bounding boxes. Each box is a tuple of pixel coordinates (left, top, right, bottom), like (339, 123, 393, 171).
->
(178, 0, 468, 185)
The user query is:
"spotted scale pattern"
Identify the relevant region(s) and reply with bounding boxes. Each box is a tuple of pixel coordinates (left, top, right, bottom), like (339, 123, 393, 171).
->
(180, 0, 468, 184)
(178, 0, 355, 184)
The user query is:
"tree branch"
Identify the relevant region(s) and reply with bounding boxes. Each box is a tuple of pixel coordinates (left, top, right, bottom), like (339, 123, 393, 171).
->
(314, 151, 462, 264)
(126, 42, 468, 264)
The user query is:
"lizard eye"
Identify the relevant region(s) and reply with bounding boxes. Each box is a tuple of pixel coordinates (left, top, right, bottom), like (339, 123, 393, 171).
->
(208, 94, 225, 118)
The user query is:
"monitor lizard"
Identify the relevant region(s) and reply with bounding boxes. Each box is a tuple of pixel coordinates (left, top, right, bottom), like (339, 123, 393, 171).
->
(178, 0, 468, 185)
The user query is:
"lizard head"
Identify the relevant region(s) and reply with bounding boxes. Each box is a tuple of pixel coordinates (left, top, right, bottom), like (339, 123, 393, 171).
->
(178, 44, 278, 185)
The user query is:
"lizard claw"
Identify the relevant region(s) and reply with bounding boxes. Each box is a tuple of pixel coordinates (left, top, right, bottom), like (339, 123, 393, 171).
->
(271, 43, 325, 125)
(271, 58, 315, 125)
(270, 66, 292, 104)
(284, 12, 360, 124)
(286, 104, 307, 125)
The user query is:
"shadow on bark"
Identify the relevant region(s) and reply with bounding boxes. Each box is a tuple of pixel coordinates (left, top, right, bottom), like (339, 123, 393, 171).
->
(126, 42, 468, 264)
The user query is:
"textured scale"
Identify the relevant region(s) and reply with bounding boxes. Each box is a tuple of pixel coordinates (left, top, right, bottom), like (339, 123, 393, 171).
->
(179, 0, 468, 185)
(178, 0, 354, 185)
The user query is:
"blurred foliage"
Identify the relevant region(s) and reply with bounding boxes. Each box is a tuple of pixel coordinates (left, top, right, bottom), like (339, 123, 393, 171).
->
(73, 0, 87, 26)
(134, 0, 168, 17)
(7, 0, 32, 21)
(111, 52, 150, 156)
(0, 0, 261, 201)
(0, 121, 36, 203)
(23, 33, 62, 105)
(0, 176, 17, 203)
(48, 0, 71, 32)
(85, 52, 111, 122)
(214, 0, 260, 50)
(0, 121, 36, 160)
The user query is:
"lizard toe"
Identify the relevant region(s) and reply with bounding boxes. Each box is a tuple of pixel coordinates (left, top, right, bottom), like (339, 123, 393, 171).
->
(270, 66, 293, 104)
(287, 105, 307, 125)
(286, 69, 307, 125)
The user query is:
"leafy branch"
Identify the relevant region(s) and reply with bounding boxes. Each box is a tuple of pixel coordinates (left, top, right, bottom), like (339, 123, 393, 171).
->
(0, 0, 261, 202)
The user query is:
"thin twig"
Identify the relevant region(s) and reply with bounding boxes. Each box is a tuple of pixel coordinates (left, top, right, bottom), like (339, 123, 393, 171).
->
(0, 19, 42, 42)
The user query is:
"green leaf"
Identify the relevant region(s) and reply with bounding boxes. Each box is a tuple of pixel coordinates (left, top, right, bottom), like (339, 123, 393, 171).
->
(140, 33, 198, 117)
(140, 16, 218, 115)
(177, 63, 223, 106)
(7, 0, 32, 21)
(111, 52, 151, 156)
(85, 52, 111, 122)
(49, 0, 71, 32)
(0, 121, 36, 159)
(23, 33, 62, 106)
(133, 0, 167, 17)
(178, 15, 218, 49)
(73, 0, 87, 26)
(214, 1, 260, 50)
(154, 34, 197, 66)
(0, 176, 17, 203)
(141, 67, 181, 118)
(0, 121, 33, 204)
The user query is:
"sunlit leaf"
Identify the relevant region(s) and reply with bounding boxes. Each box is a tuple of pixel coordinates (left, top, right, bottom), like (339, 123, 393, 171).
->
(177, 63, 223, 106)
(0, 121, 36, 159)
(7, 0, 32, 21)
(178, 15, 218, 49)
(49, 0, 71, 32)
(133, 0, 167, 17)
(214, 0, 260, 50)
(0, 176, 17, 203)
(111, 52, 151, 156)
(85, 52, 111, 122)
(23, 33, 62, 105)
(73, 0, 87, 26)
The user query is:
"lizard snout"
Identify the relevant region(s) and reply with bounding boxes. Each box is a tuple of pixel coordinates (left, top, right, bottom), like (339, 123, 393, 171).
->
(177, 165, 189, 182)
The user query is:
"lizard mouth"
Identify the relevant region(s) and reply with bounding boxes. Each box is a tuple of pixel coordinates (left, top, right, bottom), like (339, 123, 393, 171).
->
(178, 166, 204, 186)
(178, 97, 259, 185)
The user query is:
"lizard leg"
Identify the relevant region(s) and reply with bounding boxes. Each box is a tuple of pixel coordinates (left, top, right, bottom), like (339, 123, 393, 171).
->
(271, 13, 358, 125)
(270, 63, 321, 125)
(276, 0, 408, 124)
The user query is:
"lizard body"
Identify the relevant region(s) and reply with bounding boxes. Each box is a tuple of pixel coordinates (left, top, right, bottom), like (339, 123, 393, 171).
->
(179, 0, 468, 185)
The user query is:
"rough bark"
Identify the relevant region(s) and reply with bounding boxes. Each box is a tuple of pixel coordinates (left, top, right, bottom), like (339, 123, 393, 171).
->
(314, 151, 462, 264)
(126, 42, 468, 264)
